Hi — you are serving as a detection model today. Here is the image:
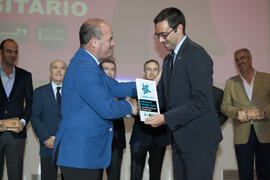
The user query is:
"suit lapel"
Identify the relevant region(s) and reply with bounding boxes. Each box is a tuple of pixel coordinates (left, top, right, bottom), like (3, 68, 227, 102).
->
(47, 83, 58, 108)
(164, 55, 171, 85)
(162, 54, 172, 99)
(0, 76, 8, 100)
(176, 37, 190, 57)
(8, 67, 20, 99)
(252, 72, 261, 99)
(168, 37, 189, 99)
(235, 75, 251, 103)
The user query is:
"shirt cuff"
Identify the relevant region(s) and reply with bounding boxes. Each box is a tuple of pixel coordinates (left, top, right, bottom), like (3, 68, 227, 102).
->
(20, 119, 26, 126)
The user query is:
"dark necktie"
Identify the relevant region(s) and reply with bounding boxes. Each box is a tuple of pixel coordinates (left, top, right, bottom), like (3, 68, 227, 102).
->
(170, 51, 175, 74)
(168, 51, 175, 85)
(56, 87, 61, 111)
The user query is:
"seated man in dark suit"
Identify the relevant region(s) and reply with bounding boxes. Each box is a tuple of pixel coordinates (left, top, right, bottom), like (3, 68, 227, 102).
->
(100, 58, 126, 180)
(31, 60, 67, 180)
(129, 59, 170, 180)
(213, 86, 228, 126)
(0, 39, 33, 180)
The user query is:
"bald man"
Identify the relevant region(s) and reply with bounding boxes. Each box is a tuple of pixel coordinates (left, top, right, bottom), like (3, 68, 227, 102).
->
(31, 60, 67, 180)
(0, 39, 33, 180)
(53, 18, 137, 179)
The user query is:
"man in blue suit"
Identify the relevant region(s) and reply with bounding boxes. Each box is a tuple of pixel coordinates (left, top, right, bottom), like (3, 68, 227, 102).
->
(54, 18, 137, 180)
(145, 7, 222, 180)
(31, 60, 67, 180)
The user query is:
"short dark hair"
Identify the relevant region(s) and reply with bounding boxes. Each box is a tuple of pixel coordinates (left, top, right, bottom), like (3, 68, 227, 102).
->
(234, 48, 252, 59)
(100, 58, 116, 69)
(0, 39, 17, 50)
(144, 59, 159, 71)
(154, 7, 186, 35)
(79, 19, 103, 48)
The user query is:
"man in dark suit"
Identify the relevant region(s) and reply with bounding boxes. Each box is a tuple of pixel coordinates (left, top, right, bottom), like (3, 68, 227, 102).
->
(213, 86, 228, 126)
(100, 58, 126, 180)
(31, 60, 67, 180)
(0, 39, 33, 180)
(145, 7, 222, 180)
(53, 18, 137, 180)
(129, 59, 170, 180)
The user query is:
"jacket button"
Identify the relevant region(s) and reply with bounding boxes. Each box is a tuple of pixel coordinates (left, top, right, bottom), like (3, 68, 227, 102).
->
(109, 128, 112, 132)
(4, 110, 7, 114)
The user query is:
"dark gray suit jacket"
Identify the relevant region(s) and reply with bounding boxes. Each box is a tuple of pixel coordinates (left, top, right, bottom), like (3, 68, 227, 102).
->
(212, 86, 227, 126)
(129, 114, 170, 148)
(31, 83, 62, 157)
(157, 37, 222, 153)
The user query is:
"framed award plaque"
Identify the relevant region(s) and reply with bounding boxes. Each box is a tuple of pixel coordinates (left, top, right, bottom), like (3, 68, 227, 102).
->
(136, 78, 160, 121)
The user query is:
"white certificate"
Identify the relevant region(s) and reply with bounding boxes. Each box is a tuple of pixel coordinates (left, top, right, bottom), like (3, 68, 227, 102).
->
(136, 78, 160, 121)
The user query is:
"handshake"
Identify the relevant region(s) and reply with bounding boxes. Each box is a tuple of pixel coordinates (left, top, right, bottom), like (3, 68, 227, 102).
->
(126, 97, 138, 115)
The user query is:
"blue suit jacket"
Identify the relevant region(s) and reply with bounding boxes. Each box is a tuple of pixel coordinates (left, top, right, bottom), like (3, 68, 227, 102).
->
(54, 48, 136, 169)
(158, 37, 222, 153)
(31, 83, 62, 157)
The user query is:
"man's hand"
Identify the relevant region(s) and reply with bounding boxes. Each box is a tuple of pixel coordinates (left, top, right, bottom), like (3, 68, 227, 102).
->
(259, 110, 265, 119)
(237, 110, 250, 122)
(11, 121, 24, 133)
(44, 136, 55, 149)
(144, 114, 165, 127)
(253, 110, 266, 121)
(126, 97, 138, 115)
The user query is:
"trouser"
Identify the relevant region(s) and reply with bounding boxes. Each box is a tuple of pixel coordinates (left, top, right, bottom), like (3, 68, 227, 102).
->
(172, 139, 217, 180)
(60, 166, 103, 180)
(106, 148, 123, 180)
(235, 125, 270, 180)
(130, 144, 166, 180)
(41, 156, 64, 180)
(0, 132, 25, 180)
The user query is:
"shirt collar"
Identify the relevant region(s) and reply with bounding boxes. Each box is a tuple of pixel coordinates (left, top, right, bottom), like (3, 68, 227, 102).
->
(0, 63, 16, 78)
(240, 70, 256, 83)
(173, 35, 187, 55)
(51, 81, 62, 90)
(83, 49, 100, 65)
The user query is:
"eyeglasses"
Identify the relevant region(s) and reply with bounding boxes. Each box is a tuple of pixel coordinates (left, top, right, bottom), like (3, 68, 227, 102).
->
(155, 26, 176, 39)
